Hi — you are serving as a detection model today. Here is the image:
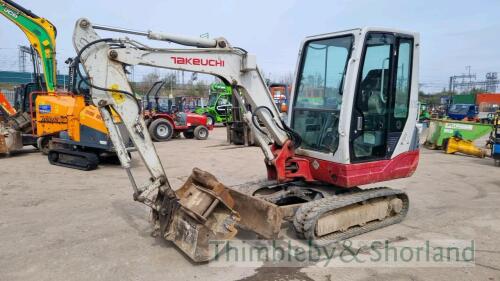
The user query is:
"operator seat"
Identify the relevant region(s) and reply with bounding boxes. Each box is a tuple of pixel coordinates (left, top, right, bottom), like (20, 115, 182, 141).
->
(353, 69, 390, 158)
(358, 69, 389, 114)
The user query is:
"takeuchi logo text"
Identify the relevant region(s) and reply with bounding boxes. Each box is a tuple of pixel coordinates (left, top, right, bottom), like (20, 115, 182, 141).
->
(170, 56, 225, 67)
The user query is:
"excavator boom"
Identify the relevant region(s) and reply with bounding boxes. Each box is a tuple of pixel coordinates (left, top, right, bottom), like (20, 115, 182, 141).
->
(0, 0, 57, 92)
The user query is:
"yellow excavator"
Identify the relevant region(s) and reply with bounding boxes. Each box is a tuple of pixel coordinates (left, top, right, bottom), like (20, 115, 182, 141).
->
(0, 0, 131, 170)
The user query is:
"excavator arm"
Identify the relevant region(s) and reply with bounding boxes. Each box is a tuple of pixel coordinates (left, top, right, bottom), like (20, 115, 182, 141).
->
(73, 18, 299, 261)
(0, 0, 57, 92)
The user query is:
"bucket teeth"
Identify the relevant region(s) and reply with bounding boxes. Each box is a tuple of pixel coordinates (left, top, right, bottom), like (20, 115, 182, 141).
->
(154, 168, 240, 262)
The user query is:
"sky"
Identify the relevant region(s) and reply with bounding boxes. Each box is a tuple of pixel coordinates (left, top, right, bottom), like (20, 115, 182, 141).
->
(0, 0, 499, 93)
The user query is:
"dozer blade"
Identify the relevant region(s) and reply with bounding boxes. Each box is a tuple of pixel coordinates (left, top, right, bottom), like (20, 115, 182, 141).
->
(156, 168, 240, 262)
(0, 126, 23, 155)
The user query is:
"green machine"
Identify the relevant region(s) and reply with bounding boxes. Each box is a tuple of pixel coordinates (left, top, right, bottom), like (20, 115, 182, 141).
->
(0, 0, 57, 92)
(419, 102, 430, 122)
(194, 83, 232, 125)
(424, 119, 493, 149)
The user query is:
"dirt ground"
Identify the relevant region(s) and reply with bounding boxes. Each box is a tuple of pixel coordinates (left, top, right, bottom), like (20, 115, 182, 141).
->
(0, 127, 499, 281)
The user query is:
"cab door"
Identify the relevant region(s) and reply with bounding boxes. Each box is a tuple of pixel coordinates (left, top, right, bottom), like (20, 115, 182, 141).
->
(350, 33, 414, 162)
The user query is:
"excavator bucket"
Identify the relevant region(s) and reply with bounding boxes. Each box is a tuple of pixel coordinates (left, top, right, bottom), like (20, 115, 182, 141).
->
(0, 126, 23, 155)
(158, 168, 240, 262)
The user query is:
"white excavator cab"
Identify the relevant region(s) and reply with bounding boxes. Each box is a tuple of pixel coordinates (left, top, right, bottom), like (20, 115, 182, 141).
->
(289, 28, 420, 186)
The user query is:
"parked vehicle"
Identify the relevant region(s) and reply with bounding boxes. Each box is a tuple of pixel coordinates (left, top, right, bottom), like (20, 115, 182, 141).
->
(419, 102, 431, 122)
(194, 83, 232, 126)
(448, 104, 478, 120)
(268, 83, 290, 113)
(143, 81, 212, 141)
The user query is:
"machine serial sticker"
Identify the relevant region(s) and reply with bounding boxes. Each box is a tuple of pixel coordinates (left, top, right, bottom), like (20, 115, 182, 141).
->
(444, 123, 473, 131)
(38, 104, 51, 113)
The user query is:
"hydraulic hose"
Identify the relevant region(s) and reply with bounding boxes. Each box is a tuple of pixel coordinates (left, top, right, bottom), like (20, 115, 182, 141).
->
(74, 38, 142, 114)
(251, 106, 302, 149)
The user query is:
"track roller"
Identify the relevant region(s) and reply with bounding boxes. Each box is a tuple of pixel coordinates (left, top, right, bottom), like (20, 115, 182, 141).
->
(293, 187, 409, 245)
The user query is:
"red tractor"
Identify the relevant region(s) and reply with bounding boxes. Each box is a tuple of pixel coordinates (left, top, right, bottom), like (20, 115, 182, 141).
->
(143, 81, 212, 141)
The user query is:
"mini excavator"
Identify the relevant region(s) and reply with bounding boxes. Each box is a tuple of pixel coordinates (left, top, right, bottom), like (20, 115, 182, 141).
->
(73, 19, 420, 261)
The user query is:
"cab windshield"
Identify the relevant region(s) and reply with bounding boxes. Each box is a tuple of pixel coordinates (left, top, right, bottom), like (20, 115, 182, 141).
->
(208, 94, 218, 107)
(292, 35, 354, 153)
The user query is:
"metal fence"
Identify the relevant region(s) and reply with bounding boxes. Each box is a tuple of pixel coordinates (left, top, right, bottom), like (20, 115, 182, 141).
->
(0, 71, 70, 87)
(1, 89, 15, 105)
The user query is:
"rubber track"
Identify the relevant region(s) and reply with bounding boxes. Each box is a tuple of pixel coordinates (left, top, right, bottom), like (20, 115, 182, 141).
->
(293, 187, 409, 246)
(48, 149, 99, 171)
